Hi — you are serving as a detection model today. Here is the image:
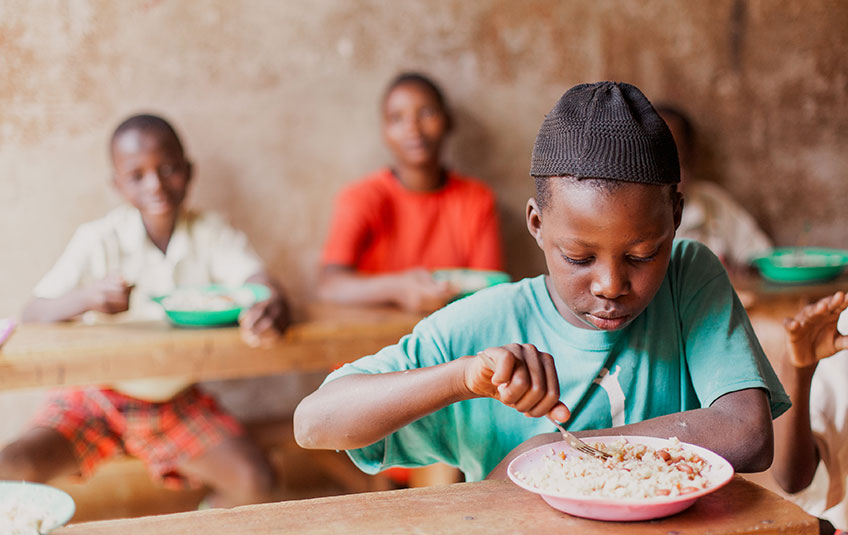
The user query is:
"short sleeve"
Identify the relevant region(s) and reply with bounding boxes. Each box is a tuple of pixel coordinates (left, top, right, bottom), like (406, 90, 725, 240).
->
(32, 225, 108, 298)
(322, 317, 463, 473)
(676, 242, 790, 418)
(206, 215, 264, 286)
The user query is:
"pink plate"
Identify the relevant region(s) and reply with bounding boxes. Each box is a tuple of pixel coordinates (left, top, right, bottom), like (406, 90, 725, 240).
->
(507, 435, 734, 522)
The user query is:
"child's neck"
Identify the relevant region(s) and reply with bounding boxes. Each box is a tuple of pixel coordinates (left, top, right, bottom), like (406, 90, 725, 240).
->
(393, 162, 445, 192)
(141, 212, 178, 254)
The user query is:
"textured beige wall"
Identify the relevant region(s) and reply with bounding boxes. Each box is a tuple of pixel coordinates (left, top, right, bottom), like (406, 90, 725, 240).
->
(2, 0, 847, 319)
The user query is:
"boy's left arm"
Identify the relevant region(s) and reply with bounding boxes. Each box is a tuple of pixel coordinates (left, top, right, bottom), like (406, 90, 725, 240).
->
(488, 387, 772, 480)
(239, 272, 291, 348)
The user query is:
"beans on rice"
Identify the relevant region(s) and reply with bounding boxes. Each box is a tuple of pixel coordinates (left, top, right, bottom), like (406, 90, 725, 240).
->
(513, 437, 710, 499)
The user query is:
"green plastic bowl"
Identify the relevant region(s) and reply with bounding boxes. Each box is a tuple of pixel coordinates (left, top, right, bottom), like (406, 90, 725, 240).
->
(151, 283, 271, 327)
(752, 247, 848, 284)
(432, 269, 511, 299)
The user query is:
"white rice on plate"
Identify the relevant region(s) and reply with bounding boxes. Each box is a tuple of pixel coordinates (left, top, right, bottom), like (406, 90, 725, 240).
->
(0, 500, 50, 535)
(161, 288, 253, 311)
(513, 437, 710, 499)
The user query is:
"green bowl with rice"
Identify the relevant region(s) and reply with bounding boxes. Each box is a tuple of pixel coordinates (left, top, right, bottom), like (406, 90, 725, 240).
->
(752, 247, 848, 284)
(151, 283, 271, 327)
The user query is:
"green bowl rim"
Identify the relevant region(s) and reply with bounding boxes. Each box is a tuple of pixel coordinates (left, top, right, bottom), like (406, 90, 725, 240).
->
(752, 247, 848, 264)
(151, 283, 271, 326)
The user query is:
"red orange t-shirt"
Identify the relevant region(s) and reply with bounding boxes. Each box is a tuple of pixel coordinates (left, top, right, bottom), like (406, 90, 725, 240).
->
(321, 168, 503, 273)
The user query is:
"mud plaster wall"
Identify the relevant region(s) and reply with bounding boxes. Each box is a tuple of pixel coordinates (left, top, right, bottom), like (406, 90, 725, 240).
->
(0, 1, 846, 436)
(3, 0, 848, 317)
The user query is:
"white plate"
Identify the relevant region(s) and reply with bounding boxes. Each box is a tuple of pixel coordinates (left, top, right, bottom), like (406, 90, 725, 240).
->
(0, 481, 75, 534)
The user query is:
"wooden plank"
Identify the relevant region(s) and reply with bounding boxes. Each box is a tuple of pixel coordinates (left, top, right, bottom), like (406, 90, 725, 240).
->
(3, 275, 846, 392)
(56, 477, 817, 535)
(0, 305, 422, 391)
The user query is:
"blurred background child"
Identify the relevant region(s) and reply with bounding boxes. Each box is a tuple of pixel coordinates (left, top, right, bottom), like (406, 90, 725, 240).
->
(0, 114, 289, 508)
(656, 104, 773, 272)
(773, 291, 848, 535)
(318, 72, 503, 313)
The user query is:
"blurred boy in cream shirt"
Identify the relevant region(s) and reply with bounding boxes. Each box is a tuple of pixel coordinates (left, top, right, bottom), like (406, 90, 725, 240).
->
(0, 114, 289, 508)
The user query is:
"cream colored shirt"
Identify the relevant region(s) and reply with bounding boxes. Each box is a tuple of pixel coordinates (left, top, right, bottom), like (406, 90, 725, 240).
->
(678, 181, 773, 266)
(33, 204, 264, 401)
(785, 312, 848, 530)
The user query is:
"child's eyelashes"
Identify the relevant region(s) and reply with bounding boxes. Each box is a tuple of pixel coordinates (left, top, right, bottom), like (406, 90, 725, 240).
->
(627, 253, 658, 263)
(562, 255, 592, 265)
(560, 253, 658, 265)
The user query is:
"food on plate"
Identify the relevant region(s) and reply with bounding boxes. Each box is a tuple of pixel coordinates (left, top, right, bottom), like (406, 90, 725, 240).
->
(0, 499, 49, 535)
(771, 253, 844, 268)
(160, 288, 253, 312)
(512, 437, 710, 499)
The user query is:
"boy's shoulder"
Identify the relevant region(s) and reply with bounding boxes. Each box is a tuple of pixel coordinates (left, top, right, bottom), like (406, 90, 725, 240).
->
(334, 168, 395, 206)
(667, 238, 732, 301)
(178, 209, 253, 247)
(70, 205, 237, 249)
(670, 238, 724, 273)
(71, 204, 142, 240)
(343, 167, 394, 191)
(443, 173, 497, 212)
(338, 168, 495, 203)
(181, 208, 227, 229)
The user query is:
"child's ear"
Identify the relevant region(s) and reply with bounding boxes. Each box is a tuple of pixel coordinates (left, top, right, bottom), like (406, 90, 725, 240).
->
(185, 160, 194, 183)
(526, 198, 544, 248)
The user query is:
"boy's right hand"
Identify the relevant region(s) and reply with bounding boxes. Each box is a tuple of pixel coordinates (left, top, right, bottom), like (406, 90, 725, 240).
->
(464, 344, 571, 422)
(784, 291, 848, 368)
(85, 274, 134, 314)
(394, 268, 456, 313)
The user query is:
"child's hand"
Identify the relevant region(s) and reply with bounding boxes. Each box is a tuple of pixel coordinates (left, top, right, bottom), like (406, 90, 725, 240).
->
(784, 291, 848, 368)
(395, 269, 456, 313)
(464, 344, 571, 422)
(85, 274, 133, 314)
(239, 294, 290, 348)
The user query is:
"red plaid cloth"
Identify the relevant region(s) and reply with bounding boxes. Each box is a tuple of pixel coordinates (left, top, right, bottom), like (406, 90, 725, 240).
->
(31, 386, 243, 489)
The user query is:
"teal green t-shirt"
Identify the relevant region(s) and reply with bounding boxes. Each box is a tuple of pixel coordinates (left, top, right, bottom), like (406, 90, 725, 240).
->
(324, 240, 790, 481)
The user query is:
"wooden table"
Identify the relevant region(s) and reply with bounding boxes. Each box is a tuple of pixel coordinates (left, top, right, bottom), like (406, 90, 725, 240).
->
(55, 477, 817, 535)
(0, 304, 423, 391)
(3, 273, 846, 393)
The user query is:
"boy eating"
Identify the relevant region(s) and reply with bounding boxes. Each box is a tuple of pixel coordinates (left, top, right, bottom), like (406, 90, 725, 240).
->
(294, 82, 789, 481)
(0, 114, 288, 507)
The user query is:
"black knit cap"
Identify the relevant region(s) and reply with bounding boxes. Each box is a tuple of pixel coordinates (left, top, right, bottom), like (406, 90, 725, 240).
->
(531, 81, 680, 184)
